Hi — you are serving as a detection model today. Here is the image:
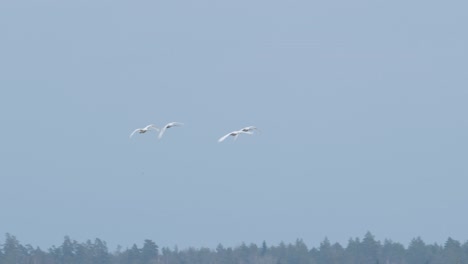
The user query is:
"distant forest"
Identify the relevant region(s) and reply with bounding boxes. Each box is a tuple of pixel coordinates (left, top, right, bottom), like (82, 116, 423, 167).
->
(1, 232, 468, 264)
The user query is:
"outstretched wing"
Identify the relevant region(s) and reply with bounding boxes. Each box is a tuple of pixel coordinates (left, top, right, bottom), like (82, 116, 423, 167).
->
(129, 129, 140, 138)
(169, 122, 184, 127)
(148, 125, 160, 132)
(218, 132, 233, 142)
(158, 125, 168, 139)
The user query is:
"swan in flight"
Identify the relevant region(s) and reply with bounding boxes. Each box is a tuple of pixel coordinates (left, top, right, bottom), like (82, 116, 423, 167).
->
(218, 130, 253, 143)
(158, 122, 184, 139)
(130, 124, 160, 138)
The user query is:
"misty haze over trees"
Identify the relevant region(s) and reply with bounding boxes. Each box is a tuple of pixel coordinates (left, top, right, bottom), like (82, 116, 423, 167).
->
(1, 232, 468, 264)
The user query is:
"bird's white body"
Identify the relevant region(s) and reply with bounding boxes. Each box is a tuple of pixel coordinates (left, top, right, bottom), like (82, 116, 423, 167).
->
(158, 122, 184, 139)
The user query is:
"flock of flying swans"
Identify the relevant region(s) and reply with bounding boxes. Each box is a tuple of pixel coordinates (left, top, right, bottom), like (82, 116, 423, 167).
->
(130, 123, 259, 142)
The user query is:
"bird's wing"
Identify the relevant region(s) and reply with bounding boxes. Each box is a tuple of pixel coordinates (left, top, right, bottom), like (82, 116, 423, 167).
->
(218, 132, 232, 142)
(148, 125, 160, 131)
(158, 126, 168, 139)
(170, 122, 184, 127)
(129, 129, 140, 138)
(143, 124, 157, 130)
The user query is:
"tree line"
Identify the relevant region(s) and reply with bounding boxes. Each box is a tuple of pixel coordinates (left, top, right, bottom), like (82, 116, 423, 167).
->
(1, 232, 468, 264)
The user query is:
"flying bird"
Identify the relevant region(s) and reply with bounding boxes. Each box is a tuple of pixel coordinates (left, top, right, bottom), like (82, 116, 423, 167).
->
(218, 130, 253, 143)
(158, 122, 184, 139)
(130, 124, 160, 138)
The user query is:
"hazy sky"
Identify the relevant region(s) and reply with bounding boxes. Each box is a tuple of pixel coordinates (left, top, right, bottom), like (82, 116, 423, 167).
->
(1, 0, 467, 250)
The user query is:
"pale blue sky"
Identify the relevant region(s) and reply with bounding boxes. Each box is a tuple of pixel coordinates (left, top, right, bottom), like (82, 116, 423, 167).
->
(0, 0, 467, 250)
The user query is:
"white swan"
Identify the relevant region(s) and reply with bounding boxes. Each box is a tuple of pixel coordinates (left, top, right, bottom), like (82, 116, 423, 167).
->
(130, 124, 160, 138)
(218, 130, 253, 142)
(158, 122, 184, 139)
